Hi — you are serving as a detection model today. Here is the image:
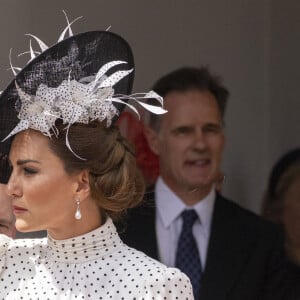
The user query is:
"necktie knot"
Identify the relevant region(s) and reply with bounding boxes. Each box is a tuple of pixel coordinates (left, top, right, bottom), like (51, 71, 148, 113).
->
(181, 209, 198, 228)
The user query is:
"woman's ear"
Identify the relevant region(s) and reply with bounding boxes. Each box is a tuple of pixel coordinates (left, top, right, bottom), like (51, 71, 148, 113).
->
(144, 126, 160, 155)
(75, 170, 90, 201)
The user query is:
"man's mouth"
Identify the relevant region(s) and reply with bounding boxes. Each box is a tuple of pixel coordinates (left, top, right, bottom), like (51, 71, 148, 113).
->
(185, 158, 211, 167)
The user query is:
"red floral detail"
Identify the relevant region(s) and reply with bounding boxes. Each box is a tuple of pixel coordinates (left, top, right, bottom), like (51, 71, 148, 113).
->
(116, 112, 159, 185)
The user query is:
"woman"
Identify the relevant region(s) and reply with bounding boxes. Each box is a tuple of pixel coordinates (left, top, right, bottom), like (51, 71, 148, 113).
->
(0, 16, 193, 299)
(262, 148, 300, 265)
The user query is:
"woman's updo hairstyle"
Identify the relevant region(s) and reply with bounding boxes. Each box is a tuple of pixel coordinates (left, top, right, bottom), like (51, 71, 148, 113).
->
(49, 119, 145, 221)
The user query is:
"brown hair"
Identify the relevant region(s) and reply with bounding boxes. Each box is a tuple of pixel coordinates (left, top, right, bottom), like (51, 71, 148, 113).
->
(49, 120, 145, 221)
(148, 66, 229, 131)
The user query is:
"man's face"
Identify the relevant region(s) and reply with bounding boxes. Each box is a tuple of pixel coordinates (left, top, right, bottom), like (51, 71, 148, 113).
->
(0, 184, 16, 237)
(146, 89, 225, 201)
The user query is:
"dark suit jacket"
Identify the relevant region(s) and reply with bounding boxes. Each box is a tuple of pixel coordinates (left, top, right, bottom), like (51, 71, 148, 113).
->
(119, 191, 299, 300)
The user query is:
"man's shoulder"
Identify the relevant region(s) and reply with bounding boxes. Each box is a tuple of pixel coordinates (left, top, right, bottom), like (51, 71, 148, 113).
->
(217, 194, 269, 222)
(215, 194, 282, 237)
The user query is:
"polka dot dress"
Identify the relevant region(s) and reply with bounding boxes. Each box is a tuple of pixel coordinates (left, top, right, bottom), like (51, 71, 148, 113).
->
(0, 218, 193, 299)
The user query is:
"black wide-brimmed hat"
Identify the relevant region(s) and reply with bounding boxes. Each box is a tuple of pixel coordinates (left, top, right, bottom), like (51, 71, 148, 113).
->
(0, 30, 134, 152)
(0, 18, 166, 183)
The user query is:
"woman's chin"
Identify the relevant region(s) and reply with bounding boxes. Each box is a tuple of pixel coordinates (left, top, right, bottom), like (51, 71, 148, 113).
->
(15, 221, 35, 233)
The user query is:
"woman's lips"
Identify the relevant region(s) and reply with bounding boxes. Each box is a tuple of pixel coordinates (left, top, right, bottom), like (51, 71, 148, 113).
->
(13, 205, 28, 214)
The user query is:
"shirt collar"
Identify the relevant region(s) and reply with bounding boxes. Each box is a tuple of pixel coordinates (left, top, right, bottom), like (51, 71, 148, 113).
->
(155, 176, 215, 229)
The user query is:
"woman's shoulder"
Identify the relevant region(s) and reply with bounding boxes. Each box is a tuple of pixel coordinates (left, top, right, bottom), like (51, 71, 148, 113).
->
(116, 244, 193, 299)
(120, 244, 175, 270)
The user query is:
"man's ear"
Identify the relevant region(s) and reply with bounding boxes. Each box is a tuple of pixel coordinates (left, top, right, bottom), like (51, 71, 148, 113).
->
(144, 126, 160, 155)
(75, 169, 90, 202)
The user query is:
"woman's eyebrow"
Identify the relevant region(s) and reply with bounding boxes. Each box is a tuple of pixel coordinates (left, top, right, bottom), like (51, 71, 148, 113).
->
(16, 159, 41, 166)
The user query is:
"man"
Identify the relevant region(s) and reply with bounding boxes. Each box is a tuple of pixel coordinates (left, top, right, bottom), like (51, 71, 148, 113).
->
(120, 67, 297, 300)
(0, 184, 15, 238)
(0, 154, 16, 238)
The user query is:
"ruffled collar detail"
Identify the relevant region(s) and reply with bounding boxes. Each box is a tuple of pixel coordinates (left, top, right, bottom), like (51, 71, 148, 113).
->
(46, 218, 122, 263)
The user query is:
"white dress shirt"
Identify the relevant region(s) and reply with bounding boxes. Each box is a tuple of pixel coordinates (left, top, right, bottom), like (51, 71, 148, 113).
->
(155, 176, 215, 270)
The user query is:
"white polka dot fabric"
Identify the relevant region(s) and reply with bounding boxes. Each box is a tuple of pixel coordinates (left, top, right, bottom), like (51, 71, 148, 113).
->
(0, 218, 193, 299)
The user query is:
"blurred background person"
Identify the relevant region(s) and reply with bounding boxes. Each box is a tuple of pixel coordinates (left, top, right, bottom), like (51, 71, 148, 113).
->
(0, 183, 16, 238)
(120, 66, 298, 300)
(262, 148, 300, 265)
(0, 151, 16, 238)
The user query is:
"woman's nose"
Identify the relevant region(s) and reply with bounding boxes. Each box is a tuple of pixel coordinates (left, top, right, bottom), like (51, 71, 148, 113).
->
(6, 172, 22, 198)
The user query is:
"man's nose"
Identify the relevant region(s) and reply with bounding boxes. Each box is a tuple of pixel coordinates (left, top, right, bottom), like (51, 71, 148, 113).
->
(192, 129, 207, 150)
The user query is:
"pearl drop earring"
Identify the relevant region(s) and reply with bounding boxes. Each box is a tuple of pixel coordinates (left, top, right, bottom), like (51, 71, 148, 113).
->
(75, 197, 82, 220)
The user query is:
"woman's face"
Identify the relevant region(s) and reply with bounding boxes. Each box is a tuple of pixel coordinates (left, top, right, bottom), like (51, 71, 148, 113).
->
(282, 175, 300, 247)
(7, 129, 83, 237)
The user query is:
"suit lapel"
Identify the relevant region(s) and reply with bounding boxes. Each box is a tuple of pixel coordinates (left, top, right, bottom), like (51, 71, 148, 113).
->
(200, 195, 257, 300)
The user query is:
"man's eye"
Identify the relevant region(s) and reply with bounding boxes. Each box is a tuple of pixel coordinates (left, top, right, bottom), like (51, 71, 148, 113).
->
(174, 127, 191, 135)
(205, 126, 222, 133)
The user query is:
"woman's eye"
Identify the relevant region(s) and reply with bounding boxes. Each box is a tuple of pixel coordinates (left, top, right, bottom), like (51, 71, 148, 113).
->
(24, 167, 37, 175)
